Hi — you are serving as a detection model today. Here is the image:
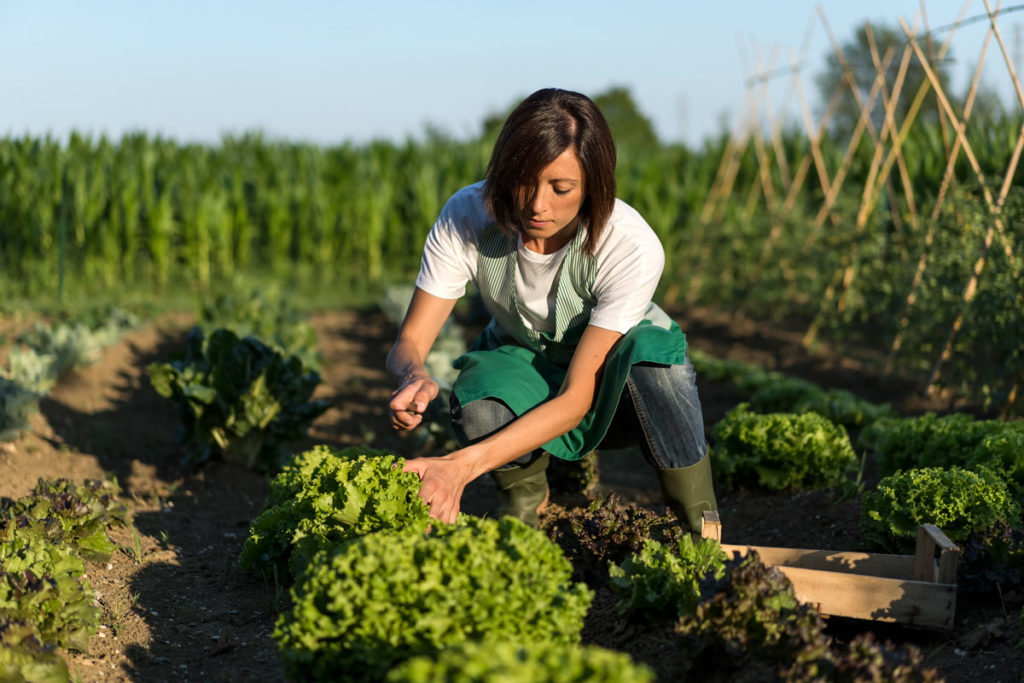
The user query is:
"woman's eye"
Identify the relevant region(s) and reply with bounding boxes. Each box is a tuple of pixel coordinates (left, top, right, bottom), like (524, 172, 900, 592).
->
(553, 187, 571, 196)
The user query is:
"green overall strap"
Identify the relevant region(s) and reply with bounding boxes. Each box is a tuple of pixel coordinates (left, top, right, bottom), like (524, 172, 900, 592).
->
(476, 224, 597, 365)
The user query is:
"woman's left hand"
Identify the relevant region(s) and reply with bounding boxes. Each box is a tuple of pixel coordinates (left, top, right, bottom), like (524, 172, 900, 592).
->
(403, 454, 473, 524)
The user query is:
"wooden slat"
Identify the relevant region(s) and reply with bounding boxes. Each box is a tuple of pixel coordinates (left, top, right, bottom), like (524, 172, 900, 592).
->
(718, 544, 914, 580)
(913, 526, 937, 582)
(776, 566, 956, 629)
(701, 510, 722, 542)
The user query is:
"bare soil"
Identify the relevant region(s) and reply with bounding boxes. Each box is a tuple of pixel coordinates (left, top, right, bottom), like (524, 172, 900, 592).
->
(0, 306, 1020, 682)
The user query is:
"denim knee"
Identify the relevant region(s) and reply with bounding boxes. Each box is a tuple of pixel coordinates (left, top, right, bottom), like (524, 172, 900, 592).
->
(624, 358, 708, 469)
(449, 394, 540, 467)
(449, 394, 516, 447)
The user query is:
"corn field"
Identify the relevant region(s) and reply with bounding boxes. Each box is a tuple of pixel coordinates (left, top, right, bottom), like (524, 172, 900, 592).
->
(0, 117, 1020, 414)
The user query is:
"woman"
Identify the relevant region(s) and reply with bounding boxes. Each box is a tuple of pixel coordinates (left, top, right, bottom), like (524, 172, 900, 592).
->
(387, 88, 716, 531)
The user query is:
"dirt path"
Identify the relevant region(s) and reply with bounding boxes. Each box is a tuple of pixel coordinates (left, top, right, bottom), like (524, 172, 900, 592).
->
(0, 307, 1020, 682)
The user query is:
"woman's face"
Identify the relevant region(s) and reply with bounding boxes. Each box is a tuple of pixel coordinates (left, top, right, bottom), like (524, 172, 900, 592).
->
(518, 146, 585, 252)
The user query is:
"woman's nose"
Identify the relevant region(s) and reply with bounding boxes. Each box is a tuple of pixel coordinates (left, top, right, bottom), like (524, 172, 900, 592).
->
(530, 188, 547, 215)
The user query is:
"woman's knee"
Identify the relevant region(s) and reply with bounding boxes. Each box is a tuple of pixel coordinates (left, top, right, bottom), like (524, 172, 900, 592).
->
(449, 394, 517, 446)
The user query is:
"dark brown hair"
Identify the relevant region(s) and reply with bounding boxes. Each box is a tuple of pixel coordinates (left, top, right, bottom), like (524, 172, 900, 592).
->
(484, 88, 617, 253)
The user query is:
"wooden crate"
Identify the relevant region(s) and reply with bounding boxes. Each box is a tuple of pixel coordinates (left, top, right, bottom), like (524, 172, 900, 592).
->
(700, 511, 959, 630)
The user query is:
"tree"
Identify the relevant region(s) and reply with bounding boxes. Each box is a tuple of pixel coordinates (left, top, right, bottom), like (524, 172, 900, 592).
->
(815, 22, 956, 141)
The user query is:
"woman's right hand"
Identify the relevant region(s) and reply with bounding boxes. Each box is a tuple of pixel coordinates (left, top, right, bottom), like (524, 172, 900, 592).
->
(389, 375, 440, 431)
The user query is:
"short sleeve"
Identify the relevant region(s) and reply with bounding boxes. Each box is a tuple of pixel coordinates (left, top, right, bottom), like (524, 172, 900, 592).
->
(414, 184, 486, 299)
(587, 203, 665, 334)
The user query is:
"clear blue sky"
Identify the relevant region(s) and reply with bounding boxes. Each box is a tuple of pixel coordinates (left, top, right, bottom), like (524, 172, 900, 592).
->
(0, 1, 1015, 147)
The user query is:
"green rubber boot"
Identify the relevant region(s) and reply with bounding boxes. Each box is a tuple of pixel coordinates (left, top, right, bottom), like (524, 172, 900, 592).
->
(655, 453, 718, 535)
(489, 451, 550, 528)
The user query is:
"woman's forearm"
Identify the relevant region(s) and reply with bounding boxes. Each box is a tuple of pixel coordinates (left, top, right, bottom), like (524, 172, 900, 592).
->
(385, 338, 429, 383)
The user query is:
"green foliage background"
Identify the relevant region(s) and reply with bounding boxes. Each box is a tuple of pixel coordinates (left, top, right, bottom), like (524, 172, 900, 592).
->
(1, 84, 1022, 413)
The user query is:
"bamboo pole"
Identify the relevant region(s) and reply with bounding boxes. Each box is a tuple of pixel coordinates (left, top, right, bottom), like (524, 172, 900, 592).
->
(855, 2, 971, 237)
(885, 13, 996, 374)
(898, 18, 1021, 395)
(802, 21, 910, 347)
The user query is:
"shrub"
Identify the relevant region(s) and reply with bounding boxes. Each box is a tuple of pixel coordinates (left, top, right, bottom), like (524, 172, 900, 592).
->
(273, 517, 592, 682)
(148, 327, 330, 470)
(610, 535, 727, 618)
(385, 640, 655, 683)
(711, 403, 858, 491)
(860, 467, 1021, 552)
(238, 446, 430, 578)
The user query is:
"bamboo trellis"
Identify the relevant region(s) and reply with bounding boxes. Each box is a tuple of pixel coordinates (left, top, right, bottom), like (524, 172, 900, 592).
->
(698, 0, 1022, 410)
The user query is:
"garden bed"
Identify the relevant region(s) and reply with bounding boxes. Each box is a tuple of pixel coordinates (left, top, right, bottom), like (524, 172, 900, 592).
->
(0, 306, 1020, 682)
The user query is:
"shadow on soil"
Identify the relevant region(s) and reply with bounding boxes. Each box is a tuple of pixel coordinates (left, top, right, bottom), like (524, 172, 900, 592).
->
(122, 463, 286, 682)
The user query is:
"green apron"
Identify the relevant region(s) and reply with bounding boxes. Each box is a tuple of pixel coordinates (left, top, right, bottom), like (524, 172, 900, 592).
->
(451, 224, 687, 461)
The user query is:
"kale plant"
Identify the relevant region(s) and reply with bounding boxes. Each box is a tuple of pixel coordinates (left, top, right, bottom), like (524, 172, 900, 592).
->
(148, 327, 330, 470)
(239, 445, 430, 578)
(609, 535, 727, 618)
(860, 467, 1021, 552)
(711, 403, 858, 491)
(199, 286, 320, 371)
(273, 517, 592, 682)
(541, 494, 681, 586)
(385, 640, 655, 683)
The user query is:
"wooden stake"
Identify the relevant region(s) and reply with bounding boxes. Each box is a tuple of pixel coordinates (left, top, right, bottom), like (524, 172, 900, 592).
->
(886, 15, 996, 374)
(899, 18, 1020, 395)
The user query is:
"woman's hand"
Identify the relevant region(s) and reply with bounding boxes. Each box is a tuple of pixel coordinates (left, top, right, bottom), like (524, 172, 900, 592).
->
(389, 375, 440, 430)
(403, 454, 473, 524)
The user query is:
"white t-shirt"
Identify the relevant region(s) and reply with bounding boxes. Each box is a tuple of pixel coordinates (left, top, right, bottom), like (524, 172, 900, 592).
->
(415, 181, 665, 335)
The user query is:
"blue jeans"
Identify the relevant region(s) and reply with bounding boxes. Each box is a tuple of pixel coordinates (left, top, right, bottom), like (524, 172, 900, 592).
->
(449, 356, 707, 470)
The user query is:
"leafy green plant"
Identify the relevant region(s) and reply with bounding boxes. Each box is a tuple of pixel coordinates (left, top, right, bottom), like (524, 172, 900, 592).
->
(0, 521, 96, 652)
(858, 413, 1007, 470)
(541, 494, 680, 586)
(861, 467, 1021, 552)
(273, 517, 592, 682)
(711, 403, 858, 491)
(687, 349, 783, 394)
(148, 327, 330, 470)
(748, 377, 893, 429)
(239, 445, 430, 578)
(0, 619, 70, 683)
(546, 451, 600, 497)
(609, 535, 727, 617)
(2, 477, 131, 563)
(0, 377, 39, 443)
(675, 553, 937, 682)
(968, 428, 1024, 500)
(199, 286, 320, 371)
(385, 640, 655, 683)
(959, 521, 1024, 597)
